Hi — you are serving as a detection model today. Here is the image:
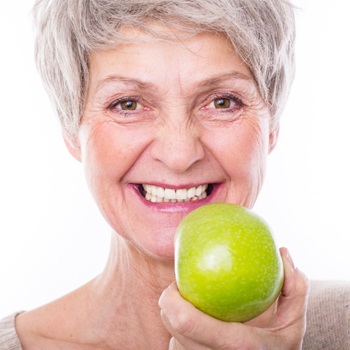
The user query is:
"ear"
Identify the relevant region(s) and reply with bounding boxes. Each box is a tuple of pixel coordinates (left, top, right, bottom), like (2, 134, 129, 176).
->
(62, 130, 82, 162)
(268, 123, 280, 154)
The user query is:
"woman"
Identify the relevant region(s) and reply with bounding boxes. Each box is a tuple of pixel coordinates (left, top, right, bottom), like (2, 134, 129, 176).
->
(1, 0, 349, 349)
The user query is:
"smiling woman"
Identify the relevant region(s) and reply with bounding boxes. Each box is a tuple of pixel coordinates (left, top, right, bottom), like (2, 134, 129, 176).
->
(70, 28, 275, 261)
(1, 0, 350, 349)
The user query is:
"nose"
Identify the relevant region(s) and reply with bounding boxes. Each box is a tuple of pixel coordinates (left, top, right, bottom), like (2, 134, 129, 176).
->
(150, 120, 205, 174)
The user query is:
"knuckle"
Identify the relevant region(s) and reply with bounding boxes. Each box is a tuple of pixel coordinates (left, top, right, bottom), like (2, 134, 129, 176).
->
(170, 306, 196, 336)
(216, 326, 257, 350)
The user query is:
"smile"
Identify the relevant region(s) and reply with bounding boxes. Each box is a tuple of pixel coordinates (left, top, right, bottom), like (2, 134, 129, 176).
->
(140, 184, 214, 203)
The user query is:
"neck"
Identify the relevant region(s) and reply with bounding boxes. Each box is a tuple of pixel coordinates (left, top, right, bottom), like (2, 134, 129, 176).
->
(16, 232, 175, 350)
(94, 232, 175, 300)
(89, 232, 175, 348)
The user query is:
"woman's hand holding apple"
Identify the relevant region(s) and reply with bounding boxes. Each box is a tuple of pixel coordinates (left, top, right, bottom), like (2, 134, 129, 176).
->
(159, 248, 309, 350)
(159, 204, 309, 349)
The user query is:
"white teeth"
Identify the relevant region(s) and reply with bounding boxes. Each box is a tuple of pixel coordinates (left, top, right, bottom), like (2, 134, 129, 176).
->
(151, 186, 158, 196)
(187, 187, 196, 198)
(142, 184, 209, 203)
(176, 189, 187, 200)
(157, 187, 165, 198)
(195, 185, 203, 196)
(164, 188, 176, 199)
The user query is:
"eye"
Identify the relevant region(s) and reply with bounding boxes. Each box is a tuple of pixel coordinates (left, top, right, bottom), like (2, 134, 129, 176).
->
(119, 100, 138, 111)
(106, 96, 154, 122)
(107, 97, 142, 114)
(213, 98, 232, 109)
(206, 94, 243, 111)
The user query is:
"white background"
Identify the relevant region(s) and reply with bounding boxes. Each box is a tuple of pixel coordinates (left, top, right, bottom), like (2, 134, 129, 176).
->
(0, 0, 349, 318)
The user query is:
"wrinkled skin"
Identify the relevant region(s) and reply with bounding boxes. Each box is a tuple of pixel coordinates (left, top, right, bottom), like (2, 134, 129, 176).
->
(16, 23, 308, 350)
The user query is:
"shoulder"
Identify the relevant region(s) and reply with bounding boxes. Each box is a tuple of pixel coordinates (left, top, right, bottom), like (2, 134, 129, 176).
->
(303, 280, 350, 350)
(0, 312, 23, 350)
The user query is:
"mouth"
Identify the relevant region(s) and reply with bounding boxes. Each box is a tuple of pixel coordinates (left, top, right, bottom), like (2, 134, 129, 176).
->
(138, 184, 215, 203)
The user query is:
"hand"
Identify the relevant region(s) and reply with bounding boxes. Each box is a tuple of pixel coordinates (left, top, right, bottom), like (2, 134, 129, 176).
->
(159, 248, 309, 350)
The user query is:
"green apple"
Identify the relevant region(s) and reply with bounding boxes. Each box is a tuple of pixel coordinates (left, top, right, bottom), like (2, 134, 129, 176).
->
(174, 203, 284, 322)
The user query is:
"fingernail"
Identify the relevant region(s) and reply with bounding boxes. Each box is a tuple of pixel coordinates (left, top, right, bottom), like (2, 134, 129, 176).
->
(286, 249, 295, 270)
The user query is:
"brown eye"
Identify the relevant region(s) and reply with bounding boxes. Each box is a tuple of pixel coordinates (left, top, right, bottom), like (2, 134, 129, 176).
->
(214, 98, 231, 109)
(120, 100, 138, 110)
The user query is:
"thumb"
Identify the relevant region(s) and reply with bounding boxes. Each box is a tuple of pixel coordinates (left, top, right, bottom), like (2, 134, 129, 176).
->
(169, 337, 185, 350)
(276, 247, 309, 327)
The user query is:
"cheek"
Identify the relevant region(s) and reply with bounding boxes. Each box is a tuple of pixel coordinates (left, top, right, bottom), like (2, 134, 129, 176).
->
(80, 121, 150, 185)
(243, 123, 270, 170)
(208, 120, 270, 178)
(210, 120, 270, 208)
(78, 121, 153, 234)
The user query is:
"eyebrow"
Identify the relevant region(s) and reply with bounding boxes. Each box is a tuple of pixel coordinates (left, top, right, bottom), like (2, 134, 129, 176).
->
(95, 76, 159, 93)
(196, 72, 254, 88)
(95, 71, 255, 94)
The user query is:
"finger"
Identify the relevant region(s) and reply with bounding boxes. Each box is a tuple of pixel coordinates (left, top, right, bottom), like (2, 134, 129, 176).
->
(169, 337, 185, 350)
(245, 297, 278, 328)
(168, 337, 209, 350)
(159, 283, 259, 349)
(162, 315, 208, 350)
(244, 248, 309, 350)
(159, 284, 212, 349)
(274, 248, 309, 331)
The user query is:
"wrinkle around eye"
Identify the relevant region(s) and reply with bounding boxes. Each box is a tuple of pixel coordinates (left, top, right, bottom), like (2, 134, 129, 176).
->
(108, 108, 158, 127)
(198, 103, 244, 123)
(104, 99, 158, 124)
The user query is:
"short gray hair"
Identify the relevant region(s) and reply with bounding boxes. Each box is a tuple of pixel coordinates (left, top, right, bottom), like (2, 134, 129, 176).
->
(33, 0, 295, 136)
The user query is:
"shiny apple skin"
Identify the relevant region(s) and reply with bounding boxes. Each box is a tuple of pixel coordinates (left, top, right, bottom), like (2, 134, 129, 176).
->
(175, 203, 284, 322)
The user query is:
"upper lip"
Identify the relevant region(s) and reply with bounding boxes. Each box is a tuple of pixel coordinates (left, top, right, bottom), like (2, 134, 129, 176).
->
(137, 182, 216, 199)
(135, 180, 213, 190)
(140, 182, 211, 189)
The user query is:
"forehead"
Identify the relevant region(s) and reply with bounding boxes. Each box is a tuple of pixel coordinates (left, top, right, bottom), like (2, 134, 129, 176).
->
(88, 23, 254, 95)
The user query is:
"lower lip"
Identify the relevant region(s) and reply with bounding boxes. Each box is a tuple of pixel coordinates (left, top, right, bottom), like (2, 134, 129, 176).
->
(131, 185, 220, 213)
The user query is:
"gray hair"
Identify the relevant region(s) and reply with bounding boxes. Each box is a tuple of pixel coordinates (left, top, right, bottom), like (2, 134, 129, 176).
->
(33, 0, 295, 136)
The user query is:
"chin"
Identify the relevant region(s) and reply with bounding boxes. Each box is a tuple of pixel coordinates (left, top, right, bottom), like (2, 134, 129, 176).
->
(138, 237, 176, 262)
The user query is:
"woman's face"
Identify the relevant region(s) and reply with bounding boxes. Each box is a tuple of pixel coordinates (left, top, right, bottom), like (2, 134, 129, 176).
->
(70, 24, 278, 259)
